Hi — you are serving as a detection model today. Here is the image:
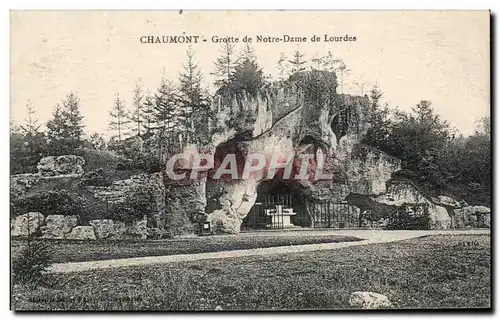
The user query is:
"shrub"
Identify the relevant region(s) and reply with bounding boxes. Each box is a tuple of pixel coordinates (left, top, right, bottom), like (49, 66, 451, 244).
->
(11, 189, 85, 218)
(12, 240, 53, 285)
(80, 168, 111, 187)
(387, 203, 430, 230)
(105, 187, 156, 223)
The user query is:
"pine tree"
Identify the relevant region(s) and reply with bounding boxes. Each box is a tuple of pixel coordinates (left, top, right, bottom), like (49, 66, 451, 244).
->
(130, 82, 144, 137)
(12, 103, 47, 173)
(46, 93, 85, 155)
(109, 93, 130, 142)
(239, 42, 256, 62)
(20, 101, 41, 136)
(141, 92, 155, 135)
(276, 52, 289, 81)
(213, 42, 238, 90)
(150, 76, 180, 138)
(178, 46, 211, 144)
(288, 49, 307, 74)
(323, 51, 341, 71)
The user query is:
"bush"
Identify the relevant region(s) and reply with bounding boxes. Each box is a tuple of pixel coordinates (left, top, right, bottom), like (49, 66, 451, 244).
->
(387, 203, 430, 230)
(105, 187, 156, 223)
(11, 189, 85, 218)
(80, 168, 111, 187)
(12, 240, 53, 285)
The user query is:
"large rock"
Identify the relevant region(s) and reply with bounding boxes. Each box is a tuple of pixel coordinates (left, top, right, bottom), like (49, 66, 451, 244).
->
(453, 206, 491, 228)
(40, 215, 79, 239)
(11, 212, 45, 237)
(37, 155, 85, 177)
(195, 71, 401, 234)
(429, 204, 451, 229)
(349, 291, 393, 309)
(88, 172, 165, 228)
(434, 195, 461, 208)
(65, 226, 96, 240)
(89, 219, 126, 239)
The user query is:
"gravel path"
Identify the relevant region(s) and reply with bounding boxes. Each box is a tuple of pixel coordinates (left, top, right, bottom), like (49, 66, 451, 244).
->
(47, 229, 489, 273)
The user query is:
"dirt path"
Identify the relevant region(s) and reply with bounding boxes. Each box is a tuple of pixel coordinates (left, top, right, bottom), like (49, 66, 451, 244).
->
(47, 229, 489, 273)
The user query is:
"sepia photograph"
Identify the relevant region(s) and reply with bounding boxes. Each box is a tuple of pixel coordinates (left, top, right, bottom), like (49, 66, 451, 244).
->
(9, 10, 491, 311)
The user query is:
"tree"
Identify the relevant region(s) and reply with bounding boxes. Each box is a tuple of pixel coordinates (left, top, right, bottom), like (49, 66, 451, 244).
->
(141, 92, 155, 136)
(46, 92, 85, 155)
(109, 93, 130, 142)
(288, 49, 307, 74)
(20, 101, 41, 136)
(85, 132, 107, 151)
(130, 82, 144, 137)
(239, 42, 257, 62)
(362, 85, 391, 152)
(322, 51, 341, 72)
(178, 46, 211, 144)
(276, 52, 289, 81)
(213, 42, 238, 89)
(335, 61, 350, 94)
(228, 58, 265, 97)
(147, 76, 180, 138)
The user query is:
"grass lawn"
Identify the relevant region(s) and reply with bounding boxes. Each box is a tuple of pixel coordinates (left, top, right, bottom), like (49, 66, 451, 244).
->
(12, 234, 490, 311)
(11, 234, 361, 263)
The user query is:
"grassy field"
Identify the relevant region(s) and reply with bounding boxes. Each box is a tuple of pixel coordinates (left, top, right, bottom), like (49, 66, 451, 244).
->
(12, 234, 490, 311)
(11, 234, 361, 263)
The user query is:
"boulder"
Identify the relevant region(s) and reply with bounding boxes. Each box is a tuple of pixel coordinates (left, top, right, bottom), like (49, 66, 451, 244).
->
(429, 204, 452, 229)
(453, 206, 491, 228)
(474, 206, 490, 214)
(65, 226, 96, 240)
(349, 291, 393, 309)
(37, 155, 85, 177)
(433, 195, 461, 208)
(11, 212, 45, 237)
(40, 215, 79, 239)
(89, 219, 126, 239)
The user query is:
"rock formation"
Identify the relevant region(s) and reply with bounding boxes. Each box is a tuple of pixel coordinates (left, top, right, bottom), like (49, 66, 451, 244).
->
(160, 70, 402, 233)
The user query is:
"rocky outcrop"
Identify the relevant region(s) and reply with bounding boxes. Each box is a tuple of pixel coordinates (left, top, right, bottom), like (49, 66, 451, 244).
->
(89, 217, 149, 239)
(178, 70, 403, 234)
(37, 155, 85, 177)
(453, 206, 491, 228)
(40, 215, 79, 239)
(11, 212, 45, 237)
(89, 219, 127, 239)
(349, 291, 393, 309)
(65, 226, 96, 240)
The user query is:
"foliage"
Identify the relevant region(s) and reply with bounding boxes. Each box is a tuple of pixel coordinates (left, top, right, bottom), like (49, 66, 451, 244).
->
(84, 132, 107, 151)
(46, 93, 85, 155)
(80, 168, 111, 187)
(212, 42, 238, 89)
(10, 104, 49, 174)
(12, 240, 53, 285)
(288, 50, 307, 74)
(11, 189, 85, 217)
(386, 203, 431, 230)
(178, 46, 213, 145)
(129, 82, 145, 136)
(109, 94, 131, 142)
(364, 94, 491, 206)
(105, 186, 156, 223)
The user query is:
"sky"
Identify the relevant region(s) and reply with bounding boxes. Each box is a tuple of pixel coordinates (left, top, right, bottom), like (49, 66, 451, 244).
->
(10, 10, 490, 137)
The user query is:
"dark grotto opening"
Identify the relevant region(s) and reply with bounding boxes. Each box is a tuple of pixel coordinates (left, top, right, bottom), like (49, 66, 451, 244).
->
(241, 179, 311, 230)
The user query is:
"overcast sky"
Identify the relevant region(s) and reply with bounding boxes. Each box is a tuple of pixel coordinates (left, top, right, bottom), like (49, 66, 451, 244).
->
(10, 10, 490, 136)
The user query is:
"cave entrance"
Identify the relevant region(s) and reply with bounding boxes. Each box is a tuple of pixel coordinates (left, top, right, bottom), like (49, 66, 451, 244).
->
(241, 179, 310, 230)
